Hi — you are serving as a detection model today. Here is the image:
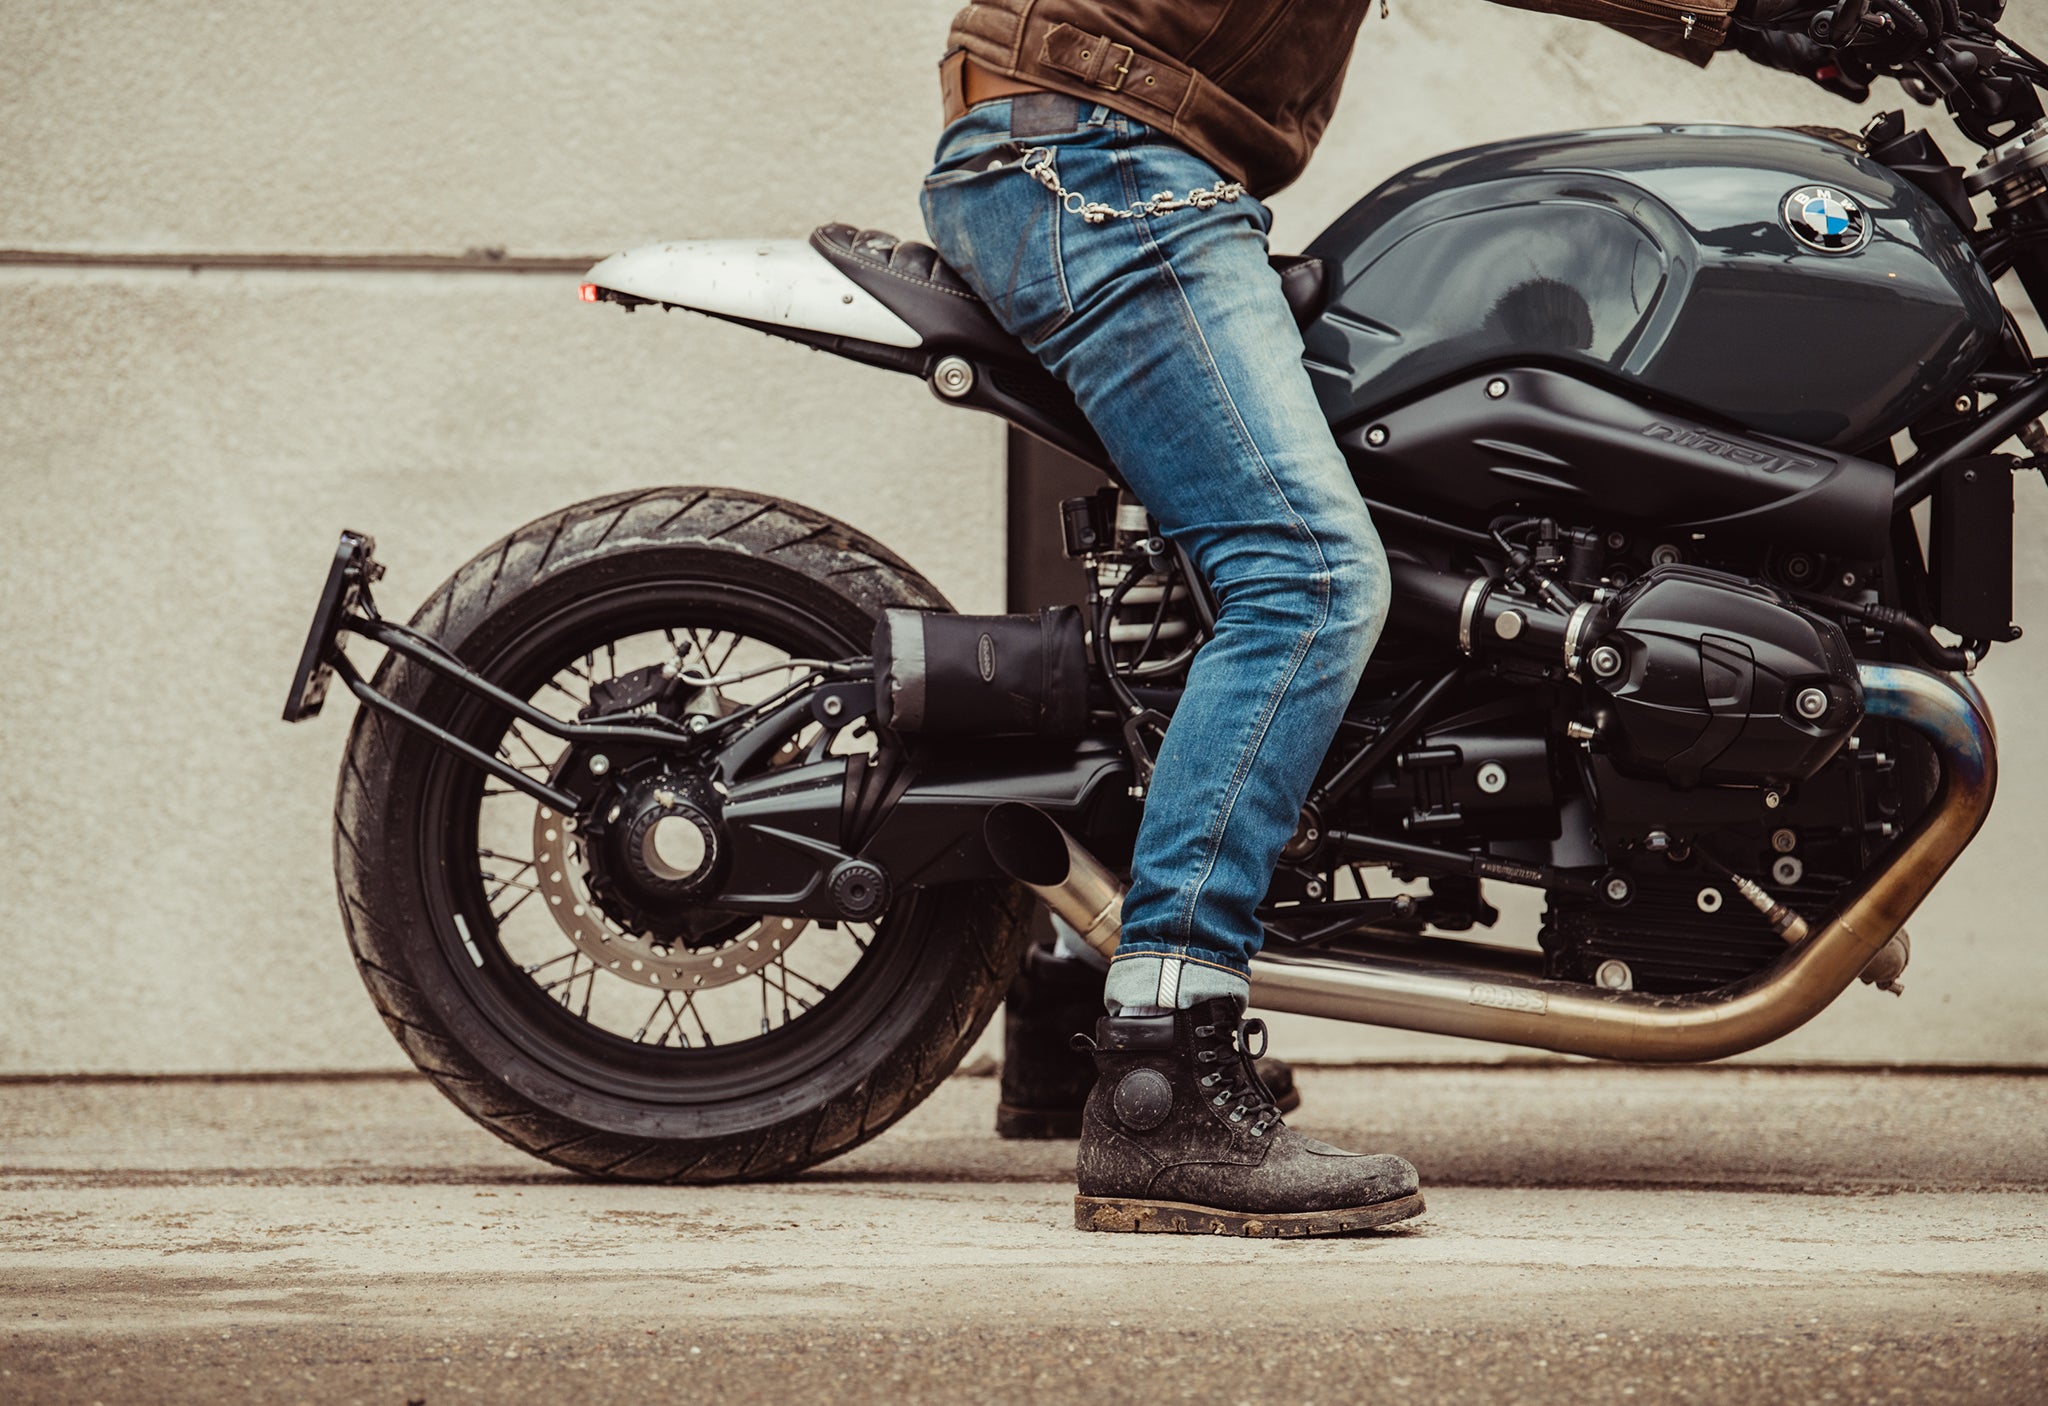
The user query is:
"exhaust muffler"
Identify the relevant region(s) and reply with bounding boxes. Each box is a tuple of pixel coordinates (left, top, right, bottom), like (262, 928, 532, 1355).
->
(981, 801, 1125, 959)
(983, 663, 1994, 1063)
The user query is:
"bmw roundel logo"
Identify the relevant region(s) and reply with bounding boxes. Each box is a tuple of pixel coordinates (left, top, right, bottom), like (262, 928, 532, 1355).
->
(1782, 185, 1871, 254)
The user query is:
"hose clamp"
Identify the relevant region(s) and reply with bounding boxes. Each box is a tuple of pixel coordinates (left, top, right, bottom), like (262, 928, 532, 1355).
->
(1563, 601, 1601, 677)
(1457, 577, 1492, 655)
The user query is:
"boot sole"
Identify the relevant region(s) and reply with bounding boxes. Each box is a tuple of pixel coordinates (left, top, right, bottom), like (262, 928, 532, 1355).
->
(999, 1086, 1302, 1143)
(1073, 1191, 1425, 1237)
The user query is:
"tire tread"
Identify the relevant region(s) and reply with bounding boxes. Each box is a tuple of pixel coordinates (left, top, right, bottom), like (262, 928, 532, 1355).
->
(332, 486, 1023, 1183)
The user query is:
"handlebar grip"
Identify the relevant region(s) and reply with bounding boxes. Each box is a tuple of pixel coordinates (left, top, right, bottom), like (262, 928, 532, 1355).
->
(1811, 0, 1871, 46)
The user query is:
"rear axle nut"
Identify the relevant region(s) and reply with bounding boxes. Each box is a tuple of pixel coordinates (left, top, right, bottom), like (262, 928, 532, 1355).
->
(828, 859, 891, 921)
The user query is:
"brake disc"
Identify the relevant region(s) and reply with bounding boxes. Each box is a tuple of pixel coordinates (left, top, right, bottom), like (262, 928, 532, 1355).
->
(531, 805, 803, 991)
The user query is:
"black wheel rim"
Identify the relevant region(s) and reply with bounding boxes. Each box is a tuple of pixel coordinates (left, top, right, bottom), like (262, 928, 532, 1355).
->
(414, 577, 929, 1108)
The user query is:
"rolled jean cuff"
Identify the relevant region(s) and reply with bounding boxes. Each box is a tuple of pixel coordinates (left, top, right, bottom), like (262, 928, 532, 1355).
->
(1103, 948, 1250, 1014)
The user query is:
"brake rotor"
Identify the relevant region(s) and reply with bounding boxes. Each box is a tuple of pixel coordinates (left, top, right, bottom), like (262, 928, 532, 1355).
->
(531, 805, 803, 991)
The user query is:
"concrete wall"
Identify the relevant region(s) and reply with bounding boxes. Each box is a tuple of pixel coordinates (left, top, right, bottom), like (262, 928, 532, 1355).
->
(3, 0, 2044, 1072)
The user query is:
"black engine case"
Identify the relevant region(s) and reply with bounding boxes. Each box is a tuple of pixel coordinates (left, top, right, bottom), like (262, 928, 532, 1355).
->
(1590, 566, 1861, 788)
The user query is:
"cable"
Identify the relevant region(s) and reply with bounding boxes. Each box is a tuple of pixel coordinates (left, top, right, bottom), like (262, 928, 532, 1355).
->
(1789, 590, 1971, 670)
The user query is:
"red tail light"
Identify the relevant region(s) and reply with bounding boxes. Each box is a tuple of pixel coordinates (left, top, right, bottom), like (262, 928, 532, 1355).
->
(578, 283, 600, 303)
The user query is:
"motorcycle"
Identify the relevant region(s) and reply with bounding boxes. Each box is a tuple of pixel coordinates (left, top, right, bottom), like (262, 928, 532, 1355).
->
(285, 2, 2040, 1181)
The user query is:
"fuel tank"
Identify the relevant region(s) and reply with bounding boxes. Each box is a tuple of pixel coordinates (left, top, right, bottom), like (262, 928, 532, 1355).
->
(1301, 125, 2003, 453)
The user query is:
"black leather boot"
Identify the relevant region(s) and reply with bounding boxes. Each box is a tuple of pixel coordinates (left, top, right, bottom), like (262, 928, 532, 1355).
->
(1074, 997, 1423, 1236)
(997, 943, 1300, 1139)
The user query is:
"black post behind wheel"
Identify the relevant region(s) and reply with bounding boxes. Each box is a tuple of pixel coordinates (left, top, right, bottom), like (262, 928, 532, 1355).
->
(334, 487, 1033, 1182)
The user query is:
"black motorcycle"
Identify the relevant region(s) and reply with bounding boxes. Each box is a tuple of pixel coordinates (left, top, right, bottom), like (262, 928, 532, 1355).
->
(287, 3, 2034, 1181)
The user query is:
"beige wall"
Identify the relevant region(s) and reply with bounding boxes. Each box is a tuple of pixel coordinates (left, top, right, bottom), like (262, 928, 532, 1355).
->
(3, 0, 2043, 1072)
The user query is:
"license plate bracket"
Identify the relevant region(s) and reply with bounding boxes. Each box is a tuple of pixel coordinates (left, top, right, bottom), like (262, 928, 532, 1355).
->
(281, 530, 380, 722)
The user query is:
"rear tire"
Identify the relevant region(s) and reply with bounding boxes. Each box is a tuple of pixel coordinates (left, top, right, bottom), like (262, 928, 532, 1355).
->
(334, 487, 1032, 1181)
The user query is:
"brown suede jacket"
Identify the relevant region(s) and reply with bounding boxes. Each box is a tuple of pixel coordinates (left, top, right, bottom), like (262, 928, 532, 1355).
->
(945, 0, 1736, 196)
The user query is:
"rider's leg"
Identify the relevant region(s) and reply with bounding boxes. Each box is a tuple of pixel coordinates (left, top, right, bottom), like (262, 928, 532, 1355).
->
(925, 98, 1418, 1232)
(996, 916, 1301, 1140)
(921, 98, 1390, 1009)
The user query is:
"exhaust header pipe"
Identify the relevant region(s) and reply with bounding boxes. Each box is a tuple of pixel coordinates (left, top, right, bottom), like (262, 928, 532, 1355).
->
(983, 663, 1995, 1063)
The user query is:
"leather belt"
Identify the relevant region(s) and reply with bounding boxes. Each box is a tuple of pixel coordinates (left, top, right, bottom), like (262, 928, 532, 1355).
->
(941, 27, 1194, 129)
(941, 51, 1050, 125)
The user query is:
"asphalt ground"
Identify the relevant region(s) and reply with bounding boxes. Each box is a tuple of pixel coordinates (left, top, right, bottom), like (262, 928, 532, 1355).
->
(3, 1066, 2044, 1405)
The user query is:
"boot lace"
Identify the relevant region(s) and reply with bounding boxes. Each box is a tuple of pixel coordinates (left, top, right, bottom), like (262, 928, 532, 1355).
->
(1190, 1016, 1283, 1139)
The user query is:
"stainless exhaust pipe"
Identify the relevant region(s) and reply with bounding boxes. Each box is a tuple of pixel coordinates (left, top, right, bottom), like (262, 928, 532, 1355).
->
(982, 801, 1125, 959)
(983, 663, 1995, 1063)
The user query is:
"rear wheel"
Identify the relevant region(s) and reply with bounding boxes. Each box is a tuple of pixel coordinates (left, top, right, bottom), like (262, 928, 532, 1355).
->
(335, 487, 1031, 1181)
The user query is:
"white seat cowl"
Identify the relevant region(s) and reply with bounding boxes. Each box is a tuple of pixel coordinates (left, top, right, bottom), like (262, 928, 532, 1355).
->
(583, 240, 923, 350)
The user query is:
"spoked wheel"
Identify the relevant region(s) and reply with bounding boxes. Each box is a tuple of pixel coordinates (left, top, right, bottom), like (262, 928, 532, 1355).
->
(336, 488, 1031, 1182)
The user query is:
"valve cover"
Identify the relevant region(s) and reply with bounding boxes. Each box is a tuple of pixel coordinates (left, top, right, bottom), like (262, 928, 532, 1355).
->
(1590, 566, 1862, 788)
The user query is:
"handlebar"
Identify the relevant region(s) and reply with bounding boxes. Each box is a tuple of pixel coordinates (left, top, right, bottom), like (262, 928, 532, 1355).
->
(1761, 0, 2048, 150)
(1810, 0, 1871, 47)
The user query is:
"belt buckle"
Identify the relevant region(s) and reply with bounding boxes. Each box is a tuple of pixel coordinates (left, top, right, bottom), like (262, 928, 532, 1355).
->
(1101, 41, 1134, 92)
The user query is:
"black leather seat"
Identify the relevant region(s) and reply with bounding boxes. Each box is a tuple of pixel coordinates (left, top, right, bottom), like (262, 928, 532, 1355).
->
(811, 224, 1328, 360)
(1269, 254, 1330, 328)
(812, 225, 1015, 357)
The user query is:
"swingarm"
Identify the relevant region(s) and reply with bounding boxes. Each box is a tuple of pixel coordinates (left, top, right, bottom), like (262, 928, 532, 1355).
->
(281, 531, 1133, 924)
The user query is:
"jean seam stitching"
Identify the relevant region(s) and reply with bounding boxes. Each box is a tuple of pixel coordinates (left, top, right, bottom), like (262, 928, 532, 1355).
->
(1044, 157, 1075, 335)
(1124, 192, 1333, 952)
(993, 180, 1071, 346)
(1111, 949, 1250, 978)
(1016, 149, 1074, 345)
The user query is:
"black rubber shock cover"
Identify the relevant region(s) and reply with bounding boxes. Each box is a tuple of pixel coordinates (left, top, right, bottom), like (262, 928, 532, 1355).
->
(873, 605, 1089, 737)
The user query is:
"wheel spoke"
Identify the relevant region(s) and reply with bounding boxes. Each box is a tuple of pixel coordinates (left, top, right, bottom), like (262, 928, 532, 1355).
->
(541, 955, 592, 995)
(636, 991, 685, 1047)
(497, 722, 555, 778)
(491, 887, 537, 923)
(761, 957, 816, 1029)
(477, 620, 877, 1053)
(772, 960, 836, 1002)
(523, 950, 580, 978)
(479, 853, 540, 921)
(685, 990, 715, 1047)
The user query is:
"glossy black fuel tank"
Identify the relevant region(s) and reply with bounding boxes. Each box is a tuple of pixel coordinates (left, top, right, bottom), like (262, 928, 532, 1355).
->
(1301, 125, 2003, 452)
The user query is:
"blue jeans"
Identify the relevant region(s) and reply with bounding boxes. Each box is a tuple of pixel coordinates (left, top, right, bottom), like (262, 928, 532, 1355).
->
(921, 98, 1390, 1010)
